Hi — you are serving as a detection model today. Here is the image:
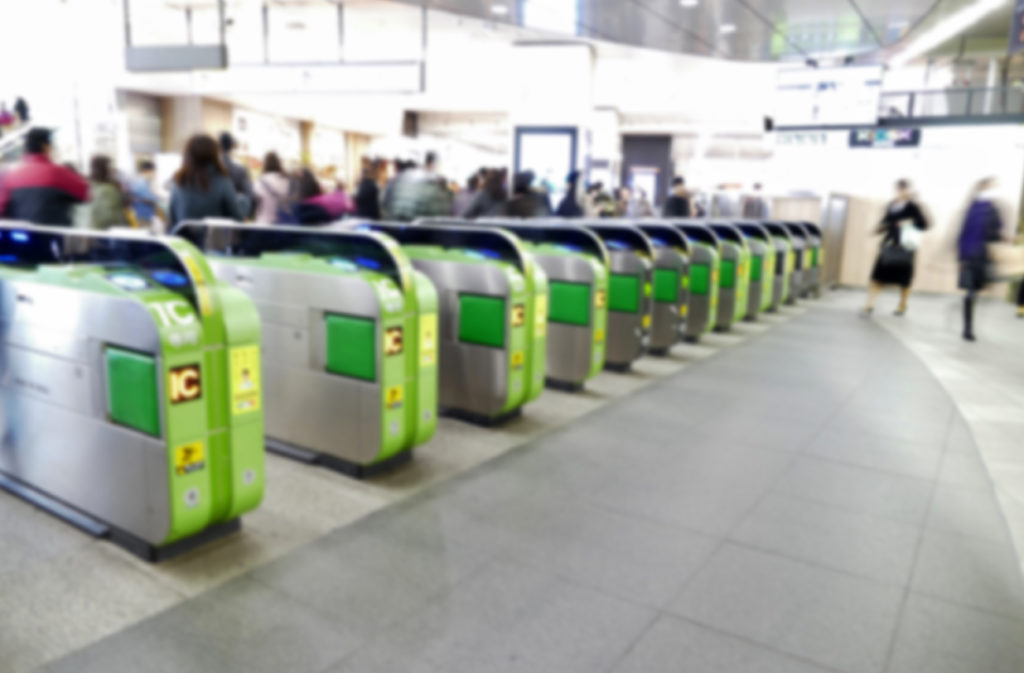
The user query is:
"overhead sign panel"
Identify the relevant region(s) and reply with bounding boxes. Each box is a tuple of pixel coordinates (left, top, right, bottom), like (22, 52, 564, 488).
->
(775, 66, 883, 128)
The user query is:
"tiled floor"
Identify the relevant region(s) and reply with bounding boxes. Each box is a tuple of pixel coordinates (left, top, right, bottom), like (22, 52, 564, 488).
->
(11, 297, 1024, 673)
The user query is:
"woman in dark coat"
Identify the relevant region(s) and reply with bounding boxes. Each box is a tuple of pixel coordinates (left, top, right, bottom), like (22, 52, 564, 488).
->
(957, 177, 1004, 341)
(864, 179, 928, 316)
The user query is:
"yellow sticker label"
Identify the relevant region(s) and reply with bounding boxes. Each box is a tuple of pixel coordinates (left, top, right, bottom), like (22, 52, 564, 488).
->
(386, 384, 404, 409)
(680, 304, 689, 317)
(511, 351, 524, 370)
(595, 328, 605, 343)
(384, 326, 404, 356)
(534, 295, 547, 337)
(174, 441, 205, 476)
(229, 345, 261, 416)
(511, 304, 526, 328)
(182, 256, 213, 316)
(642, 314, 652, 329)
(419, 314, 438, 367)
(595, 290, 607, 308)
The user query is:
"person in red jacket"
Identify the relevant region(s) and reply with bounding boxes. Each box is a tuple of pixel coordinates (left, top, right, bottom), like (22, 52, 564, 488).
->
(0, 128, 89, 226)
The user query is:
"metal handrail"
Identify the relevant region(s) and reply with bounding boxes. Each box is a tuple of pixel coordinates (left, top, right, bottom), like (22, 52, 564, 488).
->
(879, 86, 1024, 122)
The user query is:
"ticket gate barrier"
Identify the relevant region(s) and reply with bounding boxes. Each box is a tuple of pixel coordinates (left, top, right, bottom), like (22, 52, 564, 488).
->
(364, 222, 545, 424)
(734, 222, 777, 320)
(673, 222, 721, 342)
(0, 224, 264, 561)
(760, 222, 796, 312)
(635, 222, 690, 355)
(800, 222, 824, 297)
(782, 222, 812, 302)
(580, 221, 655, 371)
(174, 222, 438, 477)
(705, 222, 752, 331)
(438, 218, 609, 391)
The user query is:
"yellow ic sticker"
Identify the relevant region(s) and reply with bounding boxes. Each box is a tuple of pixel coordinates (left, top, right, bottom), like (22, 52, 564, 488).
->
(534, 295, 548, 337)
(174, 441, 206, 477)
(385, 326, 404, 356)
(680, 304, 689, 318)
(511, 351, 524, 370)
(230, 345, 261, 416)
(595, 328, 605, 343)
(386, 385, 404, 410)
(595, 290, 607, 308)
(419, 314, 438, 367)
(511, 304, 526, 328)
(642, 314, 652, 329)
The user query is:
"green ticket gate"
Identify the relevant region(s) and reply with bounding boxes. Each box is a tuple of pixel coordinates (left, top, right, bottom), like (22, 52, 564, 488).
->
(635, 222, 690, 355)
(782, 222, 811, 302)
(0, 224, 264, 562)
(735, 222, 777, 320)
(445, 218, 609, 391)
(761, 222, 796, 312)
(580, 221, 654, 371)
(801, 222, 824, 297)
(175, 222, 438, 478)
(674, 223, 721, 342)
(706, 222, 752, 331)
(365, 222, 546, 424)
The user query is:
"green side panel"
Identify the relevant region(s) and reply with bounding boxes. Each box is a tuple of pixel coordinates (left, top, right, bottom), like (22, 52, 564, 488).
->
(751, 256, 763, 282)
(690, 264, 711, 295)
(589, 260, 609, 379)
(106, 348, 160, 436)
(459, 294, 506, 348)
(326, 314, 377, 381)
(653, 268, 680, 304)
(720, 260, 737, 290)
(524, 264, 548, 404)
(812, 247, 820, 268)
(609, 274, 640, 313)
(549, 281, 591, 326)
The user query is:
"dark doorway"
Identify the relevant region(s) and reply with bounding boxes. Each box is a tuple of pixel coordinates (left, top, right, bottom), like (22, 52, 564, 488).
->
(621, 135, 672, 209)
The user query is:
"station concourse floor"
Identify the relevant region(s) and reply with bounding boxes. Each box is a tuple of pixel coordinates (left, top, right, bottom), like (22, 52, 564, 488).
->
(6, 290, 1024, 673)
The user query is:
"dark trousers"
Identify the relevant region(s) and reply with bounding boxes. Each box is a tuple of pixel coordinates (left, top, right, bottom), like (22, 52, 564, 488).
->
(1017, 281, 1024, 307)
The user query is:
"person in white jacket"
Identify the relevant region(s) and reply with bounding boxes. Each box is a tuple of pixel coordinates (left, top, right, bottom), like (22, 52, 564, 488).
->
(253, 152, 292, 224)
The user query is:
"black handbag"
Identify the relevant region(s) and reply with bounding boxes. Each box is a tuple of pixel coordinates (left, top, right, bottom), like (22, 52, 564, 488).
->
(879, 244, 913, 267)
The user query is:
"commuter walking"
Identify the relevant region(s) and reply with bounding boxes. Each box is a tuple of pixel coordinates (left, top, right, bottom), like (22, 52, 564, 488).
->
(254, 152, 292, 224)
(129, 160, 165, 230)
(863, 179, 928, 316)
(168, 134, 244, 227)
(507, 171, 550, 218)
(14, 98, 29, 124)
(957, 178, 1005, 341)
(219, 132, 255, 219)
(88, 155, 126, 230)
(464, 169, 508, 219)
(742, 183, 770, 219)
(454, 174, 480, 218)
(556, 171, 583, 218)
(387, 152, 452, 221)
(354, 159, 384, 220)
(663, 177, 694, 218)
(0, 128, 89, 226)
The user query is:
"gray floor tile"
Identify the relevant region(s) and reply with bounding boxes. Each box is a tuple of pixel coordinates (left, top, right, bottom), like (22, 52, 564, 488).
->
(926, 485, 1013, 544)
(610, 615, 835, 673)
(365, 559, 656, 673)
(888, 594, 1024, 673)
(774, 456, 934, 526)
(804, 428, 944, 480)
(910, 531, 1024, 620)
(730, 493, 920, 586)
(936, 449, 993, 491)
(670, 544, 904, 673)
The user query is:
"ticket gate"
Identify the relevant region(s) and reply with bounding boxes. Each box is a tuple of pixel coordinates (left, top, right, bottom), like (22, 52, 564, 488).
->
(580, 221, 654, 371)
(446, 218, 609, 390)
(801, 222, 824, 297)
(673, 223, 721, 342)
(782, 222, 813, 301)
(0, 224, 265, 561)
(735, 222, 777, 320)
(635, 222, 689, 355)
(364, 223, 545, 424)
(174, 222, 438, 477)
(760, 222, 796, 311)
(705, 222, 752, 331)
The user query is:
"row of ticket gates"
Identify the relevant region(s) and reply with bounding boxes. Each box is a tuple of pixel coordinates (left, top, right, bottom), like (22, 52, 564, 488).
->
(0, 217, 823, 561)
